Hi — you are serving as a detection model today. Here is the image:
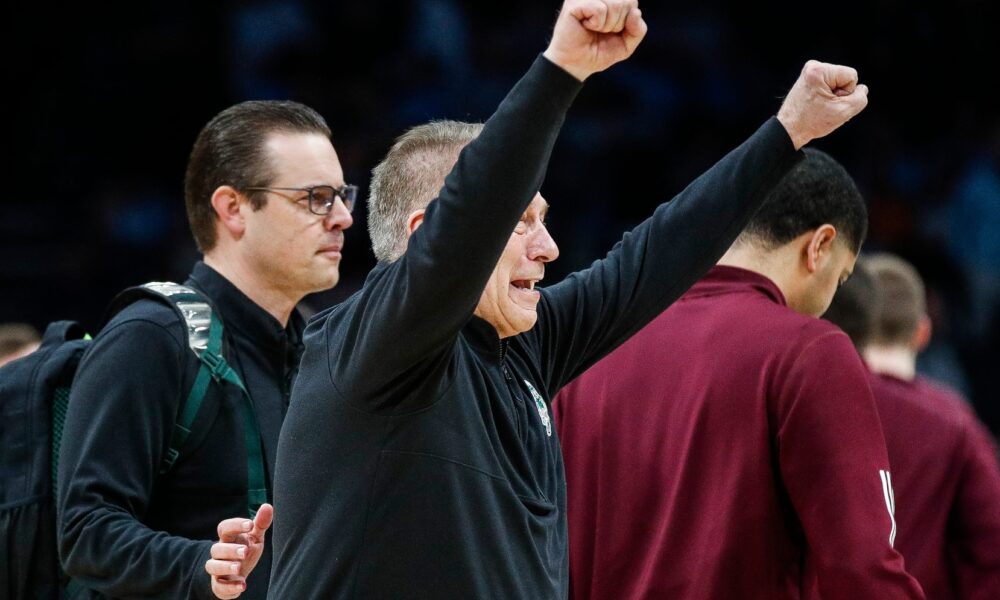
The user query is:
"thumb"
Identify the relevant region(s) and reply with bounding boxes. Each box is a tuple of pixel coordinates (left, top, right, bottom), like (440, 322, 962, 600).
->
(572, 1, 609, 32)
(622, 8, 647, 54)
(838, 84, 868, 123)
(251, 503, 274, 538)
(822, 64, 858, 95)
(843, 83, 869, 118)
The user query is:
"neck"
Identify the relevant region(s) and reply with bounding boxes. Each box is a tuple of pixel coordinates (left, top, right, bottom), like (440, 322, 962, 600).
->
(203, 252, 298, 326)
(717, 243, 794, 296)
(863, 345, 917, 381)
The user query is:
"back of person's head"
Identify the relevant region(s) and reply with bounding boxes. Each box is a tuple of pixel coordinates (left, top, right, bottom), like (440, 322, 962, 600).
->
(0, 322, 41, 367)
(185, 100, 332, 252)
(738, 148, 868, 253)
(866, 253, 927, 347)
(368, 120, 484, 262)
(822, 258, 879, 351)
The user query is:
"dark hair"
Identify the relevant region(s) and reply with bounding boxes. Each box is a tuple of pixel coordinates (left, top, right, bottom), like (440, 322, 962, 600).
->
(740, 148, 868, 253)
(184, 100, 331, 251)
(822, 258, 878, 351)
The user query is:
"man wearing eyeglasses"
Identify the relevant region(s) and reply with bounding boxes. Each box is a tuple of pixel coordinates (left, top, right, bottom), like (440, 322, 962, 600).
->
(57, 101, 353, 599)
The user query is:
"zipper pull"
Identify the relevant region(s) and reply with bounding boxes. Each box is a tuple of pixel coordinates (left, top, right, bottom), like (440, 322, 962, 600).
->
(499, 340, 513, 381)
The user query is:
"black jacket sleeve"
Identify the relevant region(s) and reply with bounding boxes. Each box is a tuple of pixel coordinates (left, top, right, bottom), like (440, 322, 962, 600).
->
(533, 117, 802, 395)
(324, 55, 583, 407)
(57, 316, 215, 600)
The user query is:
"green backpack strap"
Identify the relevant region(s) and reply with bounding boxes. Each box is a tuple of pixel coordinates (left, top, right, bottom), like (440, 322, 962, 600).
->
(135, 282, 267, 517)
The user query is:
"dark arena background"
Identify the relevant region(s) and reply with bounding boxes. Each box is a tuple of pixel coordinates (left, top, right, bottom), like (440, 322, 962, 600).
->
(5, 0, 998, 433)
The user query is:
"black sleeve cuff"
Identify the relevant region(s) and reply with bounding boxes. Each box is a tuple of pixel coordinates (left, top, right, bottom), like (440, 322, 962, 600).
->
(530, 53, 586, 111)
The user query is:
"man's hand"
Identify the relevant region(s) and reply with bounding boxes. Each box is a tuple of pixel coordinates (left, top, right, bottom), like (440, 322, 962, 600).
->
(543, 0, 648, 81)
(777, 60, 869, 150)
(205, 504, 274, 599)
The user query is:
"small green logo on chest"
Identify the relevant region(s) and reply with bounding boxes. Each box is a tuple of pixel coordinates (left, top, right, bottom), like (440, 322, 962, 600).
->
(523, 380, 552, 437)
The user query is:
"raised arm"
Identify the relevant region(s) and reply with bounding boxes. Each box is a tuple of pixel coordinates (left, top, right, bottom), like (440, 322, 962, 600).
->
(536, 60, 868, 392)
(327, 1, 648, 400)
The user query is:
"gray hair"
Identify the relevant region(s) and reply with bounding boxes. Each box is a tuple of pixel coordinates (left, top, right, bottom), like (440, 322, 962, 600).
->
(368, 120, 483, 262)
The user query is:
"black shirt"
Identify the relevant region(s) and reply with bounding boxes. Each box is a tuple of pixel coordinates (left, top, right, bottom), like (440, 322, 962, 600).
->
(58, 262, 304, 599)
(269, 55, 800, 599)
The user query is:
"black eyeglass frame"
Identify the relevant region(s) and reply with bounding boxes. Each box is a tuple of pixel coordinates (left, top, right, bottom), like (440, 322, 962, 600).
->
(245, 184, 358, 215)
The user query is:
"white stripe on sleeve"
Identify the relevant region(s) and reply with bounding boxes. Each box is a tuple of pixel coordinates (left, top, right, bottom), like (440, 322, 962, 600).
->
(879, 469, 897, 547)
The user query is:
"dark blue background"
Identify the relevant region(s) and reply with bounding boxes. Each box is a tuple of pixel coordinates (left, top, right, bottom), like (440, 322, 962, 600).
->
(5, 0, 998, 431)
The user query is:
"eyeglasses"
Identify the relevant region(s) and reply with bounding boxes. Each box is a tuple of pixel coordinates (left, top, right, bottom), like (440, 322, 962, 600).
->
(245, 184, 358, 215)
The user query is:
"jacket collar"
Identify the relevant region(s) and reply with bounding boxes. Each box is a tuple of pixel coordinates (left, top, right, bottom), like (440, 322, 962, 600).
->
(685, 265, 787, 306)
(463, 315, 505, 358)
(186, 261, 304, 354)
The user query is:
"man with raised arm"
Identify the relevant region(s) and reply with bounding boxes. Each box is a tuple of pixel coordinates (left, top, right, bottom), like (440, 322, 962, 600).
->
(269, 0, 869, 597)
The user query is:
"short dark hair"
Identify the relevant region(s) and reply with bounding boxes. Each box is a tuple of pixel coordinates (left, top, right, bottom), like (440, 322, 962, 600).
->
(184, 100, 331, 251)
(739, 148, 868, 253)
(822, 258, 878, 351)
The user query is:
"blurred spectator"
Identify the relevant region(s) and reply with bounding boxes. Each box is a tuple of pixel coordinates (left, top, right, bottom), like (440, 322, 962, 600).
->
(824, 253, 1000, 599)
(943, 141, 1000, 331)
(5, 0, 998, 429)
(0, 323, 41, 367)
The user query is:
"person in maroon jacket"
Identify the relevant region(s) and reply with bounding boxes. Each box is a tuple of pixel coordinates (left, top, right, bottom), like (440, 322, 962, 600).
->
(823, 253, 1000, 599)
(552, 149, 925, 600)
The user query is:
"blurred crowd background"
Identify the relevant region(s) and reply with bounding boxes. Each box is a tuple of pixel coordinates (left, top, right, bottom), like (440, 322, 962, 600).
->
(5, 0, 998, 433)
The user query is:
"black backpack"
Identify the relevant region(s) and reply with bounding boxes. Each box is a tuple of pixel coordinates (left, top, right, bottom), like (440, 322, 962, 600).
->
(0, 282, 266, 599)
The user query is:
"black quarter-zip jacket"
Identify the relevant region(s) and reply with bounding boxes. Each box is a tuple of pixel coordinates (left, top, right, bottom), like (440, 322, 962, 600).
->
(58, 262, 303, 599)
(269, 56, 801, 599)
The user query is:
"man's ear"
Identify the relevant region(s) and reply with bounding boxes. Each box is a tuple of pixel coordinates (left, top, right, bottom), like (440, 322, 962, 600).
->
(912, 314, 932, 352)
(210, 186, 246, 241)
(406, 208, 426, 238)
(804, 224, 838, 274)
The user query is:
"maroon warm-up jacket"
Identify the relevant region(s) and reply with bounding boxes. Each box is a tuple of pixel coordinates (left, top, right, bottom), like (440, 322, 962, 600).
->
(552, 266, 925, 600)
(868, 372, 1000, 599)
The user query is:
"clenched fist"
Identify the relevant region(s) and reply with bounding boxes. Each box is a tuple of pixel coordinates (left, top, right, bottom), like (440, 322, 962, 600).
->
(777, 60, 870, 150)
(543, 0, 648, 81)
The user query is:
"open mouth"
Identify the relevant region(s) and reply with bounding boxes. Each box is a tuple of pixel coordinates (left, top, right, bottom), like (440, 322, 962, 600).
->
(509, 279, 541, 307)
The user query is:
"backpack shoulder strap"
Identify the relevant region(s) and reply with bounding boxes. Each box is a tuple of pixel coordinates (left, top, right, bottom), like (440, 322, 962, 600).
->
(39, 321, 89, 347)
(108, 282, 266, 516)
